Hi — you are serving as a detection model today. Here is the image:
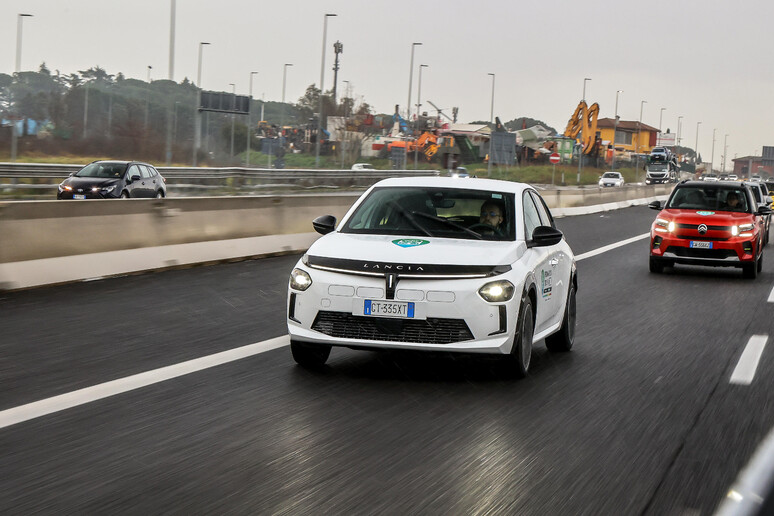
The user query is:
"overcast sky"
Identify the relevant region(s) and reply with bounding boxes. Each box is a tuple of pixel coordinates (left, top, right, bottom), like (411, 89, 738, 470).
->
(3, 0, 773, 164)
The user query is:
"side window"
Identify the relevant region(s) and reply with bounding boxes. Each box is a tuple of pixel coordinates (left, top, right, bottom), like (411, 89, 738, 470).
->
(529, 190, 555, 228)
(145, 165, 158, 177)
(127, 165, 141, 180)
(139, 165, 152, 179)
(522, 192, 542, 240)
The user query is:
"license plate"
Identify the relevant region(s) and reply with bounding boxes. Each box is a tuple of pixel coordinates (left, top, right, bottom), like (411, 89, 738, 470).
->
(690, 241, 712, 249)
(363, 300, 414, 319)
(73, 194, 86, 200)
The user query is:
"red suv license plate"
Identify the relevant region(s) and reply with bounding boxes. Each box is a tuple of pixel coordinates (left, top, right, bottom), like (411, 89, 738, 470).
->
(690, 241, 713, 249)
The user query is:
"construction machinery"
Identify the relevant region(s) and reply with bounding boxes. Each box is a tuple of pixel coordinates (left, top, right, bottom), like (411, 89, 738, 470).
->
(564, 100, 602, 157)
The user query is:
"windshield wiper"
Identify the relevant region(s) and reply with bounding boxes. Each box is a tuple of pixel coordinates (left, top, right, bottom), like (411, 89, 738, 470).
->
(386, 201, 434, 237)
(411, 212, 484, 240)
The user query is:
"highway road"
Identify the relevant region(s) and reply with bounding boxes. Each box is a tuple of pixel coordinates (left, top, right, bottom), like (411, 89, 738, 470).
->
(2, 206, 773, 515)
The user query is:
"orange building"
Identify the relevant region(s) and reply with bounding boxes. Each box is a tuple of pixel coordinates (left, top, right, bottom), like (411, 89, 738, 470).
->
(596, 117, 660, 157)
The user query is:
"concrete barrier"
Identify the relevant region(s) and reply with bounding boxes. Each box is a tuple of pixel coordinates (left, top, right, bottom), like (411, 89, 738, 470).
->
(0, 184, 674, 290)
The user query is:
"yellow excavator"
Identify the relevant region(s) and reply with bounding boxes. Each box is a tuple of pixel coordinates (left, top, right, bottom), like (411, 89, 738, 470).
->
(564, 100, 600, 155)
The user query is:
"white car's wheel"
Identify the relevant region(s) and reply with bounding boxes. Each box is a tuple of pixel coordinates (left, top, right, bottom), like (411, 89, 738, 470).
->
(511, 292, 534, 378)
(291, 340, 331, 368)
(546, 279, 576, 352)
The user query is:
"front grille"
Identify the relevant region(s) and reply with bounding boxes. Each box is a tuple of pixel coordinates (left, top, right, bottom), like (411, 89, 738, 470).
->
(311, 311, 474, 344)
(665, 246, 737, 259)
(675, 234, 728, 241)
(677, 223, 729, 231)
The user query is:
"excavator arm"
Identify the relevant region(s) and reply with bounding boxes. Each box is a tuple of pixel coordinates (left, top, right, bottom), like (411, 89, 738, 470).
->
(564, 101, 600, 155)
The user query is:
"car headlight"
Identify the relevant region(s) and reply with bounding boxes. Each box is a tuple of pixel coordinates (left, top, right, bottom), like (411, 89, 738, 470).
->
(478, 280, 514, 302)
(58, 183, 72, 192)
(100, 185, 116, 194)
(289, 268, 313, 291)
(655, 218, 669, 227)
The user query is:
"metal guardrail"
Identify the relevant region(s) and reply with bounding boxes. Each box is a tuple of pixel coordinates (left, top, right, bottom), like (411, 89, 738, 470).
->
(0, 162, 440, 180)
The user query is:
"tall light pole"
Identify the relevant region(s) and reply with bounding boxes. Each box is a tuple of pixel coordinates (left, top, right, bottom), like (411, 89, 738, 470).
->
(487, 72, 496, 177)
(723, 134, 729, 173)
(341, 79, 350, 169)
(168, 0, 176, 80)
(193, 41, 210, 166)
(405, 42, 422, 169)
(677, 116, 683, 149)
(577, 77, 591, 183)
(414, 64, 428, 169)
(611, 90, 622, 172)
(315, 13, 337, 168)
(15, 13, 33, 73)
(635, 100, 647, 182)
(695, 121, 702, 166)
(280, 63, 293, 132)
(711, 128, 717, 173)
(145, 65, 152, 131)
(11, 13, 33, 162)
(229, 82, 236, 159)
(659, 107, 666, 133)
(246, 71, 257, 167)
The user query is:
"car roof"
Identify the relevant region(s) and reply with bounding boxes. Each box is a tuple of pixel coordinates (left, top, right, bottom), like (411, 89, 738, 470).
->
(88, 160, 152, 166)
(372, 176, 533, 194)
(679, 180, 742, 188)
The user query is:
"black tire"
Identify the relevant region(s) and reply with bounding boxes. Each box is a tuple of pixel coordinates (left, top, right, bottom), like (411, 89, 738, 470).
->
(155, 190, 164, 199)
(510, 292, 534, 378)
(649, 256, 664, 274)
(120, 191, 130, 199)
(290, 340, 331, 368)
(743, 259, 758, 279)
(546, 279, 576, 352)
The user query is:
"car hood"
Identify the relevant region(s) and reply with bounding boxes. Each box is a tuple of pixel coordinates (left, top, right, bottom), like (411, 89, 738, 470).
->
(65, 177, 120, 188)
(307, 232, 524, 267)
(661, 209, 755, 224)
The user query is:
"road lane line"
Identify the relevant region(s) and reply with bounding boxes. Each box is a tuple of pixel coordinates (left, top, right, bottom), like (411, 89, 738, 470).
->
(575, 232, 650, 262)
(767, 285, 774, 303)
(0, 335, 290, 430)
(730, 335, 768, 385)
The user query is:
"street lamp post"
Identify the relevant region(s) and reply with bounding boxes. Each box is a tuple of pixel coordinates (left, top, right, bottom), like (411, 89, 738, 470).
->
(341, 79, 350, 169)
(677, 116, 683, 149)
(711, 128, 717, 174)
(405, 42, 422, 170)
(611, 90, 622, 172)
(577, 77, 591, 184)
(145, 65, 152, 131)
(229, 82, 235, 159)
(11, 13, 33, 162)
(414, 64, 428, 169)
(193, 41, 210, 166)
(15, 13, 33, 74)
(695, 121, 702, 167)
(487, 72, 495, 177)
(246, 71, 257, 167)
(635, 100, 647, 182)
(315, 13, 337, 168)
(659, 107, 666, 133)
(723, 134, 728, 173)
(278, 63, 293, 168)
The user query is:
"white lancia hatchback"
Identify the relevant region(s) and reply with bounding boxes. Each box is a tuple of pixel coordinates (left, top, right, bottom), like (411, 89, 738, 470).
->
(286, 177, 577, 376)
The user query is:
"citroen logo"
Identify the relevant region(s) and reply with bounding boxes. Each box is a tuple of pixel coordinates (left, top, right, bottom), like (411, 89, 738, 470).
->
(698, 224, 708, 235)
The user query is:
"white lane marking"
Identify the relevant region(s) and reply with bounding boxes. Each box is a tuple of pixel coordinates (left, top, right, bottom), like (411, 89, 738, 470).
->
(575, 233, 650, 262)
(0, 335, 290, 430)
(730, 335, 768, 385)
(767, 285, 774, 303)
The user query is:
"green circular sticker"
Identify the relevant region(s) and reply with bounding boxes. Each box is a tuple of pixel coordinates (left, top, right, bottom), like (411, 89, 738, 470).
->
(392, 239, 430, 248)
(696, 211, 715, 216)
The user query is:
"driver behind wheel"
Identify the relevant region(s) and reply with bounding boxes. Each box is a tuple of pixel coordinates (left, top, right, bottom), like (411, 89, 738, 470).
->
(479, 200, 504, 231)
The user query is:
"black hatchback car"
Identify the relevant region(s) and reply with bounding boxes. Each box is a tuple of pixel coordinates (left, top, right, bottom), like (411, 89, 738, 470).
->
(57, 160, 166, 199)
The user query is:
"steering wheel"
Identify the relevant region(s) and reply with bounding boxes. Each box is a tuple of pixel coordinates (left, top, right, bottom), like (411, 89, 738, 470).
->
(468, 223, 503, 236)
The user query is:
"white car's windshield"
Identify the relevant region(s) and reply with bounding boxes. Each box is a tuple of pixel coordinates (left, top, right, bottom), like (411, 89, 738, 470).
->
(602, 173, 620, 178)
(341, 187, 517, 241)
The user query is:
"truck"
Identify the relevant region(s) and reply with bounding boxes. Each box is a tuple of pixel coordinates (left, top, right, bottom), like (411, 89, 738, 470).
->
(645, 158, 679, 184)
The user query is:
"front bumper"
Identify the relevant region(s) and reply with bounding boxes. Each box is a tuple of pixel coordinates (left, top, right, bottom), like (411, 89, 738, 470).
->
(650, 231, 757, 268)
(287, 265, 521, 354)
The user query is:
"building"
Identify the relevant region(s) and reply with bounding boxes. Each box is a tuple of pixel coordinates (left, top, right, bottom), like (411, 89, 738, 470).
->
(596, 118, 660, 158)
(731, 155, 774, 179)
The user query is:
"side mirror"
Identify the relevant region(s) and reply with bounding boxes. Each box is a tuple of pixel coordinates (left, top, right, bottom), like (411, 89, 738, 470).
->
(128, 174, 140, 183)
(312, 214, 337, 235)
(758, 205, 772, 215)
(530, 226, 563, 247)
(649, 200, 664, 210)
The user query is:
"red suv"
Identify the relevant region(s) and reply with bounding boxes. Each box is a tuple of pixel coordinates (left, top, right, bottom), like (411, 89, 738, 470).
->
(649, 181, 770, 278)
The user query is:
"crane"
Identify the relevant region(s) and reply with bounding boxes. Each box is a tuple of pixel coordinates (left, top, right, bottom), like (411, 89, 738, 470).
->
(426, 100, 457, 123)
